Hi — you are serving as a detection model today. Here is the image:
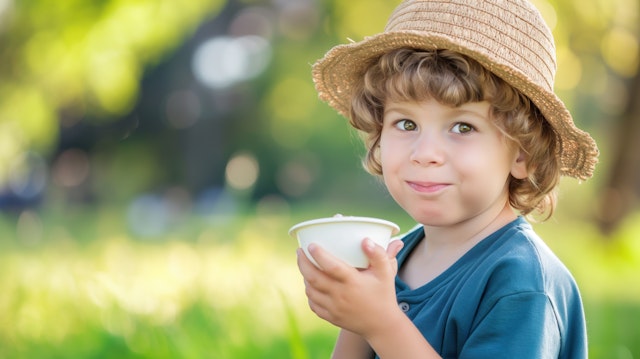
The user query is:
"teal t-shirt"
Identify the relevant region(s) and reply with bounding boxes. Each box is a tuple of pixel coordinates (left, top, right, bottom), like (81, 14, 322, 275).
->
(379, 217, 587, 359)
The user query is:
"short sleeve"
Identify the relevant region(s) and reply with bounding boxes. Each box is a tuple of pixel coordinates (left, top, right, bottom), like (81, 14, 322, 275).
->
(458, 292, 561, 359)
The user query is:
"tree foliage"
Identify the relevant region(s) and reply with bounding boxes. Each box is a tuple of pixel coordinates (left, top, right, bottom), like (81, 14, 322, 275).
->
(0, 0, 226, 185)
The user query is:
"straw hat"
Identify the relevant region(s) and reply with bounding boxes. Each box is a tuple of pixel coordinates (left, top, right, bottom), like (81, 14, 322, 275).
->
(312, 0, 598, 180)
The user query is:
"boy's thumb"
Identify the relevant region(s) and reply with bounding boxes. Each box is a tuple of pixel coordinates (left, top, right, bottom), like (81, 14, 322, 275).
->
(362, 238, 386, 267)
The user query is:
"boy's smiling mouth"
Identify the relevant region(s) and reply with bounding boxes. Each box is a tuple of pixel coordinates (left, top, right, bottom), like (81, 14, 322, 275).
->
(406, 181, 450, 193)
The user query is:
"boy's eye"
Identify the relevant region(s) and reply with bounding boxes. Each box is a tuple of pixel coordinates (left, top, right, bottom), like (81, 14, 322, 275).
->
(451, 122, 474, 134)
(395, 119, 417, 131)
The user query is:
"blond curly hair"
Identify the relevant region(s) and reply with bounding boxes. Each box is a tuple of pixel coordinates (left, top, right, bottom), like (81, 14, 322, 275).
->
(349, 48, 561, 219)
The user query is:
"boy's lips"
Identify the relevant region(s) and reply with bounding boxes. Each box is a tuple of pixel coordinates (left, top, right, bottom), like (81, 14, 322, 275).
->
(406, 180, 450, 193)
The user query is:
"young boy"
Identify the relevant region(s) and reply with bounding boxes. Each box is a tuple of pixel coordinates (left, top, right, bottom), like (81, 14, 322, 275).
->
(297, 0, 599, 358)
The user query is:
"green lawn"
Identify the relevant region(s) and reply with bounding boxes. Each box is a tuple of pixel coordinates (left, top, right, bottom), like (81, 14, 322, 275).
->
(0, 204, 638, 358)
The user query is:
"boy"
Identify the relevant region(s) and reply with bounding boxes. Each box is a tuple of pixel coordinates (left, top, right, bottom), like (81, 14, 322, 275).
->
(297, 0, 598, 358)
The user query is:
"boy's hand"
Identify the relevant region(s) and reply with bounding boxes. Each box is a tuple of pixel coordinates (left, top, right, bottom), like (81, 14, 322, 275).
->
(297, 238, 404, 337)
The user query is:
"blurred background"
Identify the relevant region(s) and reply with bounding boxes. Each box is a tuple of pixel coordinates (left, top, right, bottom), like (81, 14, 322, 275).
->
(0, 0, 638, 358)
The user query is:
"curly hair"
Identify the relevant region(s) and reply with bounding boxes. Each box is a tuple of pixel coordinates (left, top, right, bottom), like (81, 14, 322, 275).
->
(349, 48, 561, 219)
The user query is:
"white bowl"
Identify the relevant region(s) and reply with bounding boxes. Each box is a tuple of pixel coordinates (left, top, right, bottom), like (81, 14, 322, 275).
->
(289, 215, 400, 269)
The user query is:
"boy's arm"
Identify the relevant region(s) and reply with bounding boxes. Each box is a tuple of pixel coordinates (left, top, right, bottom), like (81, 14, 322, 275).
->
(300, 241, 442, 359)
(363, 308, 440, 359)
(331, 329, 374, 359)
(332, 324, 440, 359)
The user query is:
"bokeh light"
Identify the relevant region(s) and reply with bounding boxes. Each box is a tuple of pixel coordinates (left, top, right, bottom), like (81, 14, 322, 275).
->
(555, 46, 582, 91)
(8, 151, 48, 201)
(52, 149, 91, 188)
(276, 155, 319, 198)
(229, 6, 275, 39)
(225, 152, 259, 191)
(193, 187, 239, 222)
(276, 0, 319, 40)
(126, 187, 192, 238)
(192, 35, 272, 89)
(601, 27, 639, 78)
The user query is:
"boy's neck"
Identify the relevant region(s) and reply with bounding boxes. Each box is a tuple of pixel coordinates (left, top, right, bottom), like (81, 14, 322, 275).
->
(423, 201, 517, 250)
(399, 202, 517, 289)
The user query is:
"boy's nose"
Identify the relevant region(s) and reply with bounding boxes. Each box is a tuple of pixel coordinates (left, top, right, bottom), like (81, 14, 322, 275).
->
(409, 132, 444, 166)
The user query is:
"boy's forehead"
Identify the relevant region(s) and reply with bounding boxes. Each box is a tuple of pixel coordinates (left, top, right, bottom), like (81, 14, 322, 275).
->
(383, 98, 492, 116)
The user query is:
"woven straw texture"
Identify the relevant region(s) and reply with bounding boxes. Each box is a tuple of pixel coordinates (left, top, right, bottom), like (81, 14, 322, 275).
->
(313, 0, 598, 180)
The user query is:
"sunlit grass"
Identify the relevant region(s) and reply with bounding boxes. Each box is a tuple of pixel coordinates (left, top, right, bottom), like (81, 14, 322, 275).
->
(0, 208, 336, 358)
(0, 204, 639, 358)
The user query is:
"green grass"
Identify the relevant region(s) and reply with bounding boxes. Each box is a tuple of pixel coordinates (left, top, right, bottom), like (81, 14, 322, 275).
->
(0, 203, 639, 358)
(0, 206, 337, 359)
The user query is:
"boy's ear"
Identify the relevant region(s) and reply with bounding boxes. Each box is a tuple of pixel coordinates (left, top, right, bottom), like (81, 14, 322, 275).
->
(510, 150, 528, 179)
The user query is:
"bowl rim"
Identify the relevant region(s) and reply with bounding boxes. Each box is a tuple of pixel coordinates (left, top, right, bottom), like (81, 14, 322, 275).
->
(288, 216, 400, 237)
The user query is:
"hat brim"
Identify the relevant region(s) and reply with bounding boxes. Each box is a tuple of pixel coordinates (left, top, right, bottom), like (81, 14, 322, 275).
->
(313, 31, 598, 180)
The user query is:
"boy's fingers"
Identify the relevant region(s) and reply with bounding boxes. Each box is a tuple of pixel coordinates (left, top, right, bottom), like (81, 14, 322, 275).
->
(361, 238, 388, 268)
(297, 247, 316, 273)
(307, 243, 351, 279)
(386, 239, 404, 259)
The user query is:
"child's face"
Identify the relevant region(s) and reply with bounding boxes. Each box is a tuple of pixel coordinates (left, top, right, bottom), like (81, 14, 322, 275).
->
(379, 98, 527, 226)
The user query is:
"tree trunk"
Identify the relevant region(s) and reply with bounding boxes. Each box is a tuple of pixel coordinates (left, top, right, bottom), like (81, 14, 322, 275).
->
(597, 72, 640, 235)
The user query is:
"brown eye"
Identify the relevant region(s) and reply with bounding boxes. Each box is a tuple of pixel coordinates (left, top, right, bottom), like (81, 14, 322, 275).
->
(452, 122, 474, 134)
(395, 119, 417, 131)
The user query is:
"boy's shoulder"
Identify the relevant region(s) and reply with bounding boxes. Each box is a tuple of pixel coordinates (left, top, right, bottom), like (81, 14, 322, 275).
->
(478, 218, 578, 298)
(397, 218, 574, 292)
